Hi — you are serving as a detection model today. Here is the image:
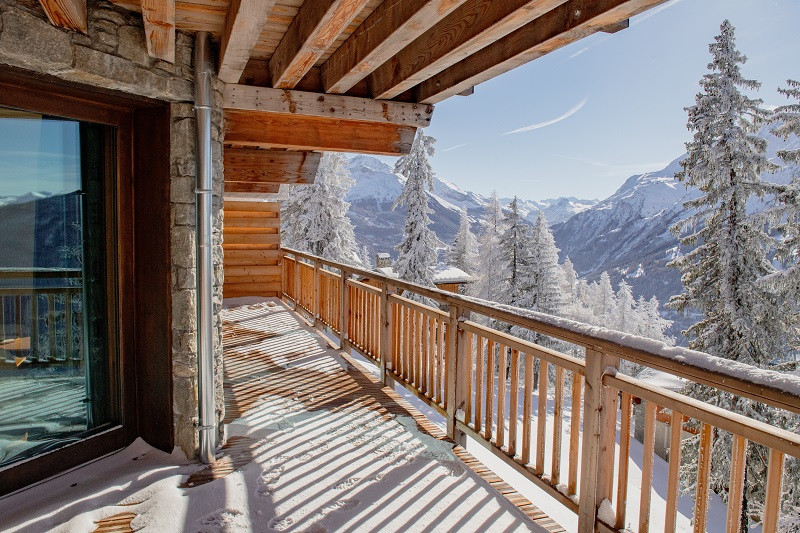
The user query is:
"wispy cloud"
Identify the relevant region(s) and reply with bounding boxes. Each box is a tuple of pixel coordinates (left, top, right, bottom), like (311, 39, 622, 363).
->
(631, 0, 686, 26)
(554, 154, 669, 175)
(569, 46, 592, 59)
(503, 98, 588, 135)
(441, 143, 468, 153)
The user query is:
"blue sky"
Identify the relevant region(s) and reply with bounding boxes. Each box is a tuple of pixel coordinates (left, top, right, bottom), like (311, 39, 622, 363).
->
(376, 0, 800, 201)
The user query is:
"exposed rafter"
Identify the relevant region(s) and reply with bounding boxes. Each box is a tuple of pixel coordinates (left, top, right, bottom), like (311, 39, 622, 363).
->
(600, 18, 629, 33)
(38, 0, 87, 33)
(320, 0, 469, 94)
(269, 0, 372, 90)
(224, 84, 434, 128)
(218, 0, 277, 83)
(224, 182, 282, 194)
(140, 0, 176, 63)
(367, 0, 568, 100)
(415, 0, 669, 104)
(225, 110, 417, 155)
(224, 148, 321, 184)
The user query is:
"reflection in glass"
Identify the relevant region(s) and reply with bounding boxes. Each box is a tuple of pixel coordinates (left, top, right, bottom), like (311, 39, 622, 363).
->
(0, 107, 116, 467)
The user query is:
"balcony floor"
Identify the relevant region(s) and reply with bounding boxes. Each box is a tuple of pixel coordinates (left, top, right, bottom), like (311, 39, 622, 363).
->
(0, 298, 561, 532)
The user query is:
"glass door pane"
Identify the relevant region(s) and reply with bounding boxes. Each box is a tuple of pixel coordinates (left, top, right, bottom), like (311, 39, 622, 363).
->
(0, 107, 117, 468)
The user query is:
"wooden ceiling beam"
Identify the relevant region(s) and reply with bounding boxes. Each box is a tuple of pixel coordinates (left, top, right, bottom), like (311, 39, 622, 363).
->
(415, 0, 669, 104)
(320, 0, 469, 95)
(269, 0, 372, 90)
(224, 182, 282, 194)
(38, 0, 87, 32)
(224, 84, 434, 128)
(224, 110, 417, 155)
(218, 0, 277, 83)
(367, 0, 568, 100)
(224, 148, 321, 184)
(141, 0, 176, 63)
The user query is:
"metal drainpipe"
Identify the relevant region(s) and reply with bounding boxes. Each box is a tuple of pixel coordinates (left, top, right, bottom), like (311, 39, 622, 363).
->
(194, 31, 217, 464)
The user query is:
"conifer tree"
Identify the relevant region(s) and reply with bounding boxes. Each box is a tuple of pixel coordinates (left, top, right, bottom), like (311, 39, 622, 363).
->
(449, 207, 479, 274)
(668, 21, 790, 527)
(392, 131, 439, 288)
(473, 192, 505, 302)
(281, 153, 364, 267)
(522, 212, 565, 316)
(498, 197, 531, 306)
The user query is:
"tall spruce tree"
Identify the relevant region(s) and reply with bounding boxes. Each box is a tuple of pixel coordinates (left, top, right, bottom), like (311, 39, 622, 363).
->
(449, 207, 479, 274)
(474, 192, 505, 302)
(281, 153, 364, 267)
(668, 21, 789, 528)
(392, 131, 438, 288)
(498, 197, 531, 306)
(522, 212, 565, 316)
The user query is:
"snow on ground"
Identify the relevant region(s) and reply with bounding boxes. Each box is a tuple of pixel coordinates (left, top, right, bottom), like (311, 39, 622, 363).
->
(0, 298, 543, 533)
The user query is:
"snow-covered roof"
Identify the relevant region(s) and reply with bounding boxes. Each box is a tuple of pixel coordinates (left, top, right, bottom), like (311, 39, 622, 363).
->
(375, 266, 397, 277)
(376, 253, 391, 259)
(433, 266, 474, 285)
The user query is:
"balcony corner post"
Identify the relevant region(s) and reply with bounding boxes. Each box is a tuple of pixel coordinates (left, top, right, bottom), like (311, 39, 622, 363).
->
(446, 305, 460, 441)
(577, 348, 620, 532)
(339, 268, 350, 352)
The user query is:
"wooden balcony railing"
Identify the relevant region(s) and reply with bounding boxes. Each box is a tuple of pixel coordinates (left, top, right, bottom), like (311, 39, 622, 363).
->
(280, 247, 800, 533)
(0, 269, 83, 364)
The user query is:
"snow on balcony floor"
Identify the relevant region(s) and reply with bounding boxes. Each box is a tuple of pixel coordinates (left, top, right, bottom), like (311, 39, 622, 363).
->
(0, 298, 548, 532)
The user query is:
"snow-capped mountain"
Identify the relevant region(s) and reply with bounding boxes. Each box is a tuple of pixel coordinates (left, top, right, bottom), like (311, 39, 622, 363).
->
(0, 191, 53, 207)
(345, 154, 597, 258)
(553, 122, 799, 339)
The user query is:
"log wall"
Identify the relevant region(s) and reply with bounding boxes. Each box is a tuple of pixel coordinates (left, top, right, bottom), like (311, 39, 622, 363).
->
(223, 200, 281, 298)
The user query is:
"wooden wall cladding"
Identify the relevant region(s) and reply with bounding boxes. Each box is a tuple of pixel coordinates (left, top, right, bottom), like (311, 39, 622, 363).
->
(223, 200, 282, 298)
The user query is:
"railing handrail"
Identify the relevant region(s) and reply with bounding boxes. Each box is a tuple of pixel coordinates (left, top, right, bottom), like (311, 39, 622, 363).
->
(281, 246, 800, 414)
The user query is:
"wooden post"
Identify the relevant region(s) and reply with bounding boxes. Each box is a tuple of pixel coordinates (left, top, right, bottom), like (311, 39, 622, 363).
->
(577, 348, 619, 533)
(279, 251, 285, 302)
(446, 305, 460, 440)
(294, 256, 301, 310)
(339, 268, 349, 352)
(379, 281, 391, 384)
(312, 259, 320, 326)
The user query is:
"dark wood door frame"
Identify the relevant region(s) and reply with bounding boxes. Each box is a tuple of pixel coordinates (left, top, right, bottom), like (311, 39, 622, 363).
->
(0, 68, 174, 496)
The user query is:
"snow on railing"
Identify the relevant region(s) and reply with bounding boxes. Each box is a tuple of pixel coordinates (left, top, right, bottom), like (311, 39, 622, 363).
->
(280, 248, 800, 533)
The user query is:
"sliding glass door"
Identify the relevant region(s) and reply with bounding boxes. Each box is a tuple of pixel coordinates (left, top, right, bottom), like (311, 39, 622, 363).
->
(0, 107, 118, 468)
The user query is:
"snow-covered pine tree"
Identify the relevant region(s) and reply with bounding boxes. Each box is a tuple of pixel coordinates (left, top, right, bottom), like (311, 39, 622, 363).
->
(668, 21, 791, 528)
(765, 80, 800, 302)
(281, 152, 365, 267)
(498, 197, 531, 306)
(449, 207, 479, 274)
(392, 131, 439, 289)
(591, 272, 617, 328)
(360, 245, 373, 270)
(473, 191, 505, 302)
(637, 296, 673, 344)
(522, 212, 565, 316)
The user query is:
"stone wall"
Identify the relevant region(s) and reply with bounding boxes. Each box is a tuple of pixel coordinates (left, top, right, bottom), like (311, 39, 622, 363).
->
(0, 0, 225, 457)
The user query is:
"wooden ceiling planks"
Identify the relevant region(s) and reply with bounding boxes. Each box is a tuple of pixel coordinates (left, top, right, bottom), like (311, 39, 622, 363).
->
(268, 0, 373, 89)
(414, 0, 669, 104)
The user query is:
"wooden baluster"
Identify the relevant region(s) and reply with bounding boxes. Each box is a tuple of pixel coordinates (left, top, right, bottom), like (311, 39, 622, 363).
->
(339, 270, 349, 351)
(664, 410, 683, 533)
(568, 373, 582, 497)
(615, 392, 633, 531)
(419, 314, 428, 395)
(412, 309, 418, 386)
(485, 339, 495, 440)
(536, 360, 548, 476)
(47, 293, 55, 362)
(312, 261, 319, 326)
(762, 449, 784, 533)
(437, 316, 445, 405)
(693, 422, 713, 533)
(65, 290, 74, 361)
(577, 349, 619, 533)
(725, 435, 747, 533)
(551, 365, 565, 486)
(427, 315, 435, 397)
(475, 336, 484, 435)
(464, 332, 474, 427)
(639, 402, 657, 532)
(15, 295, 22, 341)
(522, 352, 533, 465)
(31, 292, 39, 360)
(508, 348, 519, 456)
(403, 306, 411, 381)
(497, 344, 507, 449)
(455, 314, 468, 432)
(294, 258, 301, 309)
(446, 305, 459, 439)
(379, 283, 389, 383)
